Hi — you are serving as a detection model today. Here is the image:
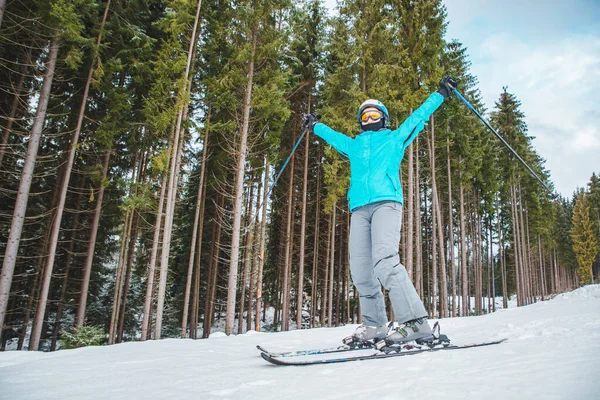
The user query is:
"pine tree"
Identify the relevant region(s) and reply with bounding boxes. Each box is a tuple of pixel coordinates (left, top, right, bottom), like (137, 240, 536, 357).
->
(0, 0, 91, 347)
(587, 173, 600, 279)
(571, 191, 598, 285)
(286, 0, 326, 333)
(490, 88, 530, 305)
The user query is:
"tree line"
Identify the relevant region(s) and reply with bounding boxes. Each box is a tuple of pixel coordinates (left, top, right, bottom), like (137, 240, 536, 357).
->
(0, 0, 598, 351)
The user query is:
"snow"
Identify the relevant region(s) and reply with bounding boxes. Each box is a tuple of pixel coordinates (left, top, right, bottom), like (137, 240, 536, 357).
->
(2, 285, 600, 400)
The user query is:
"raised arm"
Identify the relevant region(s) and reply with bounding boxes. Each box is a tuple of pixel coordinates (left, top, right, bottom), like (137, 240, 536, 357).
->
(313, 123, 352, 157)
(393, 92, 444, 151)
(394, 76, 457, 151)
(303, 113, 352, 158)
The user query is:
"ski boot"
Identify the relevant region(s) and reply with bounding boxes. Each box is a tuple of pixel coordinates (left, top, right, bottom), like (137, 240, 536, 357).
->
(379, 320, 451, 353)
(342, 323, 390, 349)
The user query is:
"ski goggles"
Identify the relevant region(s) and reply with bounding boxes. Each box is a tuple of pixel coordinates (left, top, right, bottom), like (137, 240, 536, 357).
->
(360, 110, 382, 122)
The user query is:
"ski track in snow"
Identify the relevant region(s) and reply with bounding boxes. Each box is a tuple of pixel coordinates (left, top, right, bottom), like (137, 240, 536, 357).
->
(1, 285, 600, 400)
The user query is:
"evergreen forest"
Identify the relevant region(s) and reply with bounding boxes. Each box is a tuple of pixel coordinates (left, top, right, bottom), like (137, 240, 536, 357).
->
(0, 0, 599, 351)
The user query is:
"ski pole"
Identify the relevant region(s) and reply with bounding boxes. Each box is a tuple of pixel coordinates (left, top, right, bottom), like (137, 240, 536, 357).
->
(453, 88, 558, 200)
(247, 126, 309, 231)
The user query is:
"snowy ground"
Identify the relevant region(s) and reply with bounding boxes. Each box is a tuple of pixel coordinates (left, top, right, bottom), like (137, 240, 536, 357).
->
(2, 286, 599, 400)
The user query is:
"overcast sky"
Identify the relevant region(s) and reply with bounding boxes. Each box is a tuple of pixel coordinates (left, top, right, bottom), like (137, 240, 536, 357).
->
(324, 0, 600, 197)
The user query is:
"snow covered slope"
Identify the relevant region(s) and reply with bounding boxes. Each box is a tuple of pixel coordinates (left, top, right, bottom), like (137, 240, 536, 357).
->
(2, 285, 600, 400)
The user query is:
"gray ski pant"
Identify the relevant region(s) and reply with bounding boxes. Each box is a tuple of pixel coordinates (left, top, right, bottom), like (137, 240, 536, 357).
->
(349, 200, 427, 327)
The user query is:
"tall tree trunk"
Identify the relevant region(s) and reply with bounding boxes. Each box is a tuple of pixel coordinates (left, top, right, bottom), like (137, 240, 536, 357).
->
(140, 171, 168, 340)
(521, 190, 532, 303)
(335, 223, 343, 326)
(273, 227, 283, 327)
(415, 139, 423, 296)
(428, 116, 447, 318)
(203, 194, 225, 338)
(406, 124, 414, 278)
(18, 198, 58, 350)
(328, 205, 336, 327)
(430, 180, 438, 318)
(145, 269, 159, 340)
(155, 121, 183, 339)
(310, 159, 321, 327)
(76, 151, 110, 326)
(321, 212, 332, 325)
(237, 184, 255, 334)
(108, 146, 140, 345)
(528, 211, 537, 301)
(459, 168, 468, 316)
(296, 124, 310, 329)
(424, 187, 431, 316)
(204, 220, 221, 338)
(255, 160, 269, 332)
(247, 179, 261, 332)
(225, 24, 258, 335)
(446, 139, 456, 317)
(435, 186, 448, 318)
(117, 209, 141, 342)
(181, 122, 210, 338)
(191, 169, 208, 339)
(174, 0, 203, 338)
(404, 108, 419, 282)
(490, 223, 496, 312)
(191, 118, 210, 339)
(557, 252, 563, 292)
(538, 235, 545, 300)
(479, 208, 485, 313)
(18, 266, 42, 350)
(549, 247, 555, 295)
(517, 184, 528, 304)
(181, 175, 203, 338)
(344, 210, 350, 324)
(117, 148, 146, 341)
(0, 37, 60, 334)
(50, 228, 76, 351)
(510, 184, 519, 304)
(511, 183, 523, 306)
(552, 248, 558, 293)
(498, 206, 507, 308)
(474, 202, 482, 315)
(281, 135, 296, 331)
(108, 209, 134, 344)
(51, 182, 84, 350)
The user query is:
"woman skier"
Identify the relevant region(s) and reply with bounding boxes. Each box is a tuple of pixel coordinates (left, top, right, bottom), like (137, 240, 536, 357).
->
(303, 76, 457, 345)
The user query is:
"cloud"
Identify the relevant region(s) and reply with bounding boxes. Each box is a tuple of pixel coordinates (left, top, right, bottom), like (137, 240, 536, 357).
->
(572, 126, 600, 149)
(443, 0, 600, 196)
(465, 32, 600, 196)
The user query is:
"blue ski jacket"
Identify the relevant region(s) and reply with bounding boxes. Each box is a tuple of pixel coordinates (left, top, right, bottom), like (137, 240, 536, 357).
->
(313, 92, 444, 212)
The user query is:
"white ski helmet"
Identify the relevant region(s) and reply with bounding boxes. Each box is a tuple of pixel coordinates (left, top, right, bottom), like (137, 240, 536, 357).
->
(356, 99, 390, 128)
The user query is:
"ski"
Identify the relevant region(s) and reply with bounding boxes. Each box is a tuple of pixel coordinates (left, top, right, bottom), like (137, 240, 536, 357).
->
(255, 343, 371, 358)
(256, 332, 450, 358)
(260, 339, 507, 366)
(257, 327, 451, 358)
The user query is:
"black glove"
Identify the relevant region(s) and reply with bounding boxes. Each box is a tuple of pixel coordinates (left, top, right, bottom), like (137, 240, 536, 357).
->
(302, 113, 319, 131)
(437, 76, 457, 99)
